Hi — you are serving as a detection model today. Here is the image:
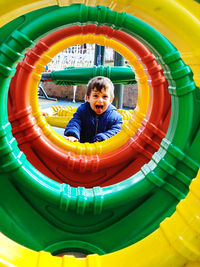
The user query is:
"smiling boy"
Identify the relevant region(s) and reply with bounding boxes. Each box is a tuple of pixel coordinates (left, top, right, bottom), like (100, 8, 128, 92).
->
(64, 76, 123, 143)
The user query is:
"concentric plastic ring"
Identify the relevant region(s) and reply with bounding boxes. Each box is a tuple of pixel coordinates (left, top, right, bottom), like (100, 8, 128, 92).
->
(8, 24, 169, 187)
(0, 3, 199, 259)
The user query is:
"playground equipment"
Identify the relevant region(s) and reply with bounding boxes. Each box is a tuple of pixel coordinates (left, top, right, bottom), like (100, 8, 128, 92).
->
(8, 23, 170, 187)
(43, 106, 133, 128)
(41, 65, 137, 85)
(0, 1, 200, 266)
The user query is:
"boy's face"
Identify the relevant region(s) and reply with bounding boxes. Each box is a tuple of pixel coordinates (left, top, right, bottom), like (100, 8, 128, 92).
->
(86, 87, 113, 115)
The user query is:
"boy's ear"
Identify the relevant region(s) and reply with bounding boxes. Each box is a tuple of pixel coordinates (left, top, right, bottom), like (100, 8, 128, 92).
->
(86, 95, 89, 101)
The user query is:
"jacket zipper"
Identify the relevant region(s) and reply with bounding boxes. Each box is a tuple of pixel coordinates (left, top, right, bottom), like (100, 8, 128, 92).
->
(95, 115, 99, 135)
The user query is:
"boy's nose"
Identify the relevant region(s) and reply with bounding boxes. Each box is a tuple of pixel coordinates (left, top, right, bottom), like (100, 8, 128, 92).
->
(97, 96, 103, 103)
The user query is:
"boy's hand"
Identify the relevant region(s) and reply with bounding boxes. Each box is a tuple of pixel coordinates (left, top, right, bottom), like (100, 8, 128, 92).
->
(64, 136, 78, 142)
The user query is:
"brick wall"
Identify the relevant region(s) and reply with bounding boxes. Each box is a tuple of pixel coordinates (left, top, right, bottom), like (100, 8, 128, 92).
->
(42, 82, 138, 109)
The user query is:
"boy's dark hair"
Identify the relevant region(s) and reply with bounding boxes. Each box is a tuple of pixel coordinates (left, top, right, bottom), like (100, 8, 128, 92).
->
(87, 76, 114, 98)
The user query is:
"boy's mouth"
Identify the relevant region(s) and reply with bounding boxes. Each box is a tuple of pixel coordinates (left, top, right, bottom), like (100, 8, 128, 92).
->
(95, 104, 104, 113)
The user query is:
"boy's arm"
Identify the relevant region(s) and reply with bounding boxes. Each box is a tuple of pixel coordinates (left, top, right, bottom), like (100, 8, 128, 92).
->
(64, 109, 82, 141)
(93, 113, 123, 142)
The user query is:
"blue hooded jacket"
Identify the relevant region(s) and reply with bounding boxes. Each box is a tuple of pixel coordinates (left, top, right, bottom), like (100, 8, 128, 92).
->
(64, 102, 122, 143)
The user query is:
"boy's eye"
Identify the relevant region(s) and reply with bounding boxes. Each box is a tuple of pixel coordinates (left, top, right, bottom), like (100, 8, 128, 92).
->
(93, 94, 98, 98)
(103, 95, 108, 99)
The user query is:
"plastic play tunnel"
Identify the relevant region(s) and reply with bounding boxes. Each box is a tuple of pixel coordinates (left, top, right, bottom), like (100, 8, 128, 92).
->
(9, 25, 169, 187)
(0, 0, 200, 267)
